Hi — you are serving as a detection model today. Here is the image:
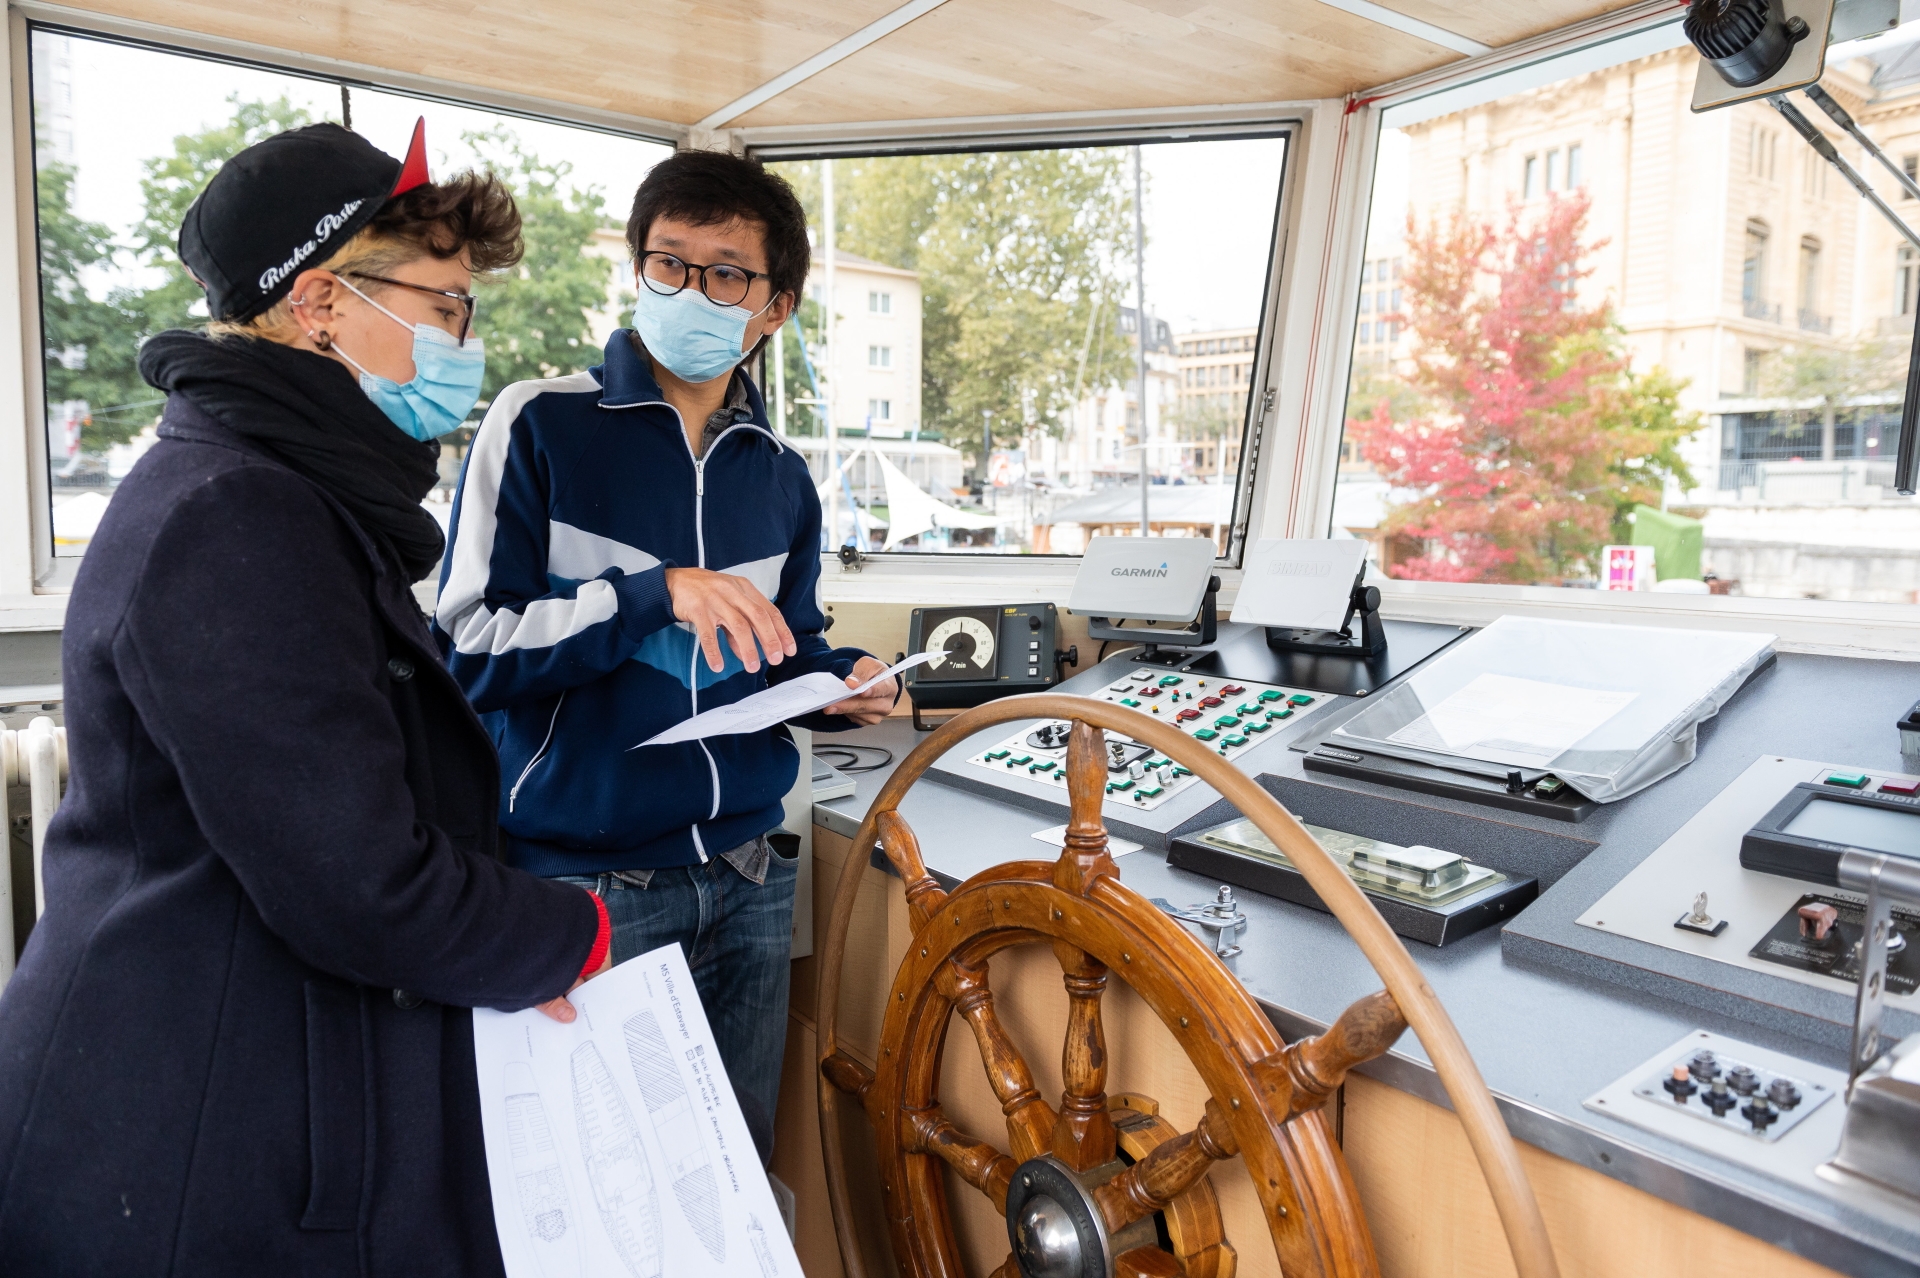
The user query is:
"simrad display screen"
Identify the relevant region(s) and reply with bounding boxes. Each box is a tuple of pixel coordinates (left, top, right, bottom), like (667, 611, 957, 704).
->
(1783, 799, 1920, 857)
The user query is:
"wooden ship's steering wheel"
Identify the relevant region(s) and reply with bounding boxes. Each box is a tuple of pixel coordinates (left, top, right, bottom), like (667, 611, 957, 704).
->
(816, 696, 1561, 1278)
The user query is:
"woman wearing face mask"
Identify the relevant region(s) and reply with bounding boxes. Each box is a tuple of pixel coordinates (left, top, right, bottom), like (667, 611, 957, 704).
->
(0, 122, 610, 1276)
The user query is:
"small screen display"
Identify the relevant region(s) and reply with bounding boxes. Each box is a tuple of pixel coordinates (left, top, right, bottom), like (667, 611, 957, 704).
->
(1783, 798, 1920, 857)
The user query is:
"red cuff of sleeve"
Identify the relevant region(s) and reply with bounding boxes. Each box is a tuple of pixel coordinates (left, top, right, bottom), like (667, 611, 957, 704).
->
(579, 890, 611, 981)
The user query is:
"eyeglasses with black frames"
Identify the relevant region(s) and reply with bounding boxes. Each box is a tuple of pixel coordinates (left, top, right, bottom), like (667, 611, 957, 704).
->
(637, 251, 769, 308)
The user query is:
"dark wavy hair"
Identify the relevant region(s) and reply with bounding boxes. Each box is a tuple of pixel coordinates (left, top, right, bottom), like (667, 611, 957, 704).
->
(625, 150, 810, 303)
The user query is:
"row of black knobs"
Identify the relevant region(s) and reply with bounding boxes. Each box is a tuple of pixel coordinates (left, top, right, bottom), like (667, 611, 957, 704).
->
(1661, 1050, 1801, 1129)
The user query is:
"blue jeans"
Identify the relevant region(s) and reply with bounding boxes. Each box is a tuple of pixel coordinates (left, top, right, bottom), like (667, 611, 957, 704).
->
(556, 846, 797, 1166)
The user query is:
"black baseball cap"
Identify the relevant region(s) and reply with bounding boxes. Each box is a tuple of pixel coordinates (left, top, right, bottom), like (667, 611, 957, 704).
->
(178, 119, 431, 321)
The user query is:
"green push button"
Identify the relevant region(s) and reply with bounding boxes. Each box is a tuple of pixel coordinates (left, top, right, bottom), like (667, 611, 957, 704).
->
(1825, 771, 1870, 789)
(1172, 765, 1193, 777)
(1214, 715, 1242, 729)
(1288, 693, 1314, 706)
(1236, 703, 1258, 717)
(1120, 697, 1140, 707)
(1147, 757, 1170, 769)
(1193, 728, 1219, 742)
(1107, 779, 1134, 792)
(1136, 785, 1164, 799)
(1008, 753, 1033, 766)
(1258, 689, 1283, 703)
(986, 749, 1010, 760)
(1267, 708, 1293, 721)
(1031, 760, 1056, 773)
(1158, 676, 1183, 687)
(1245, 720, 1270, 733)
(1224, 734, 1249, 747)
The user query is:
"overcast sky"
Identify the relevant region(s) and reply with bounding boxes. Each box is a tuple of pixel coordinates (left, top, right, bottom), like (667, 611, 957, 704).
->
(42, 30, 1284, 335)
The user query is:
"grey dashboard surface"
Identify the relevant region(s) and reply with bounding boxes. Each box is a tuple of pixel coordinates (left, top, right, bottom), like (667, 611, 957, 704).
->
(808, 637, 1920, 1276)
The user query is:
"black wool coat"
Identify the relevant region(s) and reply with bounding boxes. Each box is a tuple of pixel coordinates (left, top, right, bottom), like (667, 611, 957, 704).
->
(0, 401, 600, 1276)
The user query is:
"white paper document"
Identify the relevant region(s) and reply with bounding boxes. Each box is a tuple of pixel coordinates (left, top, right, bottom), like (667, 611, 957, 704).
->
(474, 944, 802, 1278)
(632, 650, 933, 748)
(1385, 672, 1638, 768)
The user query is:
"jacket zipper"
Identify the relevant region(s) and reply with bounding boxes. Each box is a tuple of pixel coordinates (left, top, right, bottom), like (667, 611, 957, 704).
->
(678, 416, 776, 848)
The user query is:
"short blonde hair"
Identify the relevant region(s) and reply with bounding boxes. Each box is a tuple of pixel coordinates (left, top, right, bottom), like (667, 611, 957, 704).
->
(206, 169, 522, 345)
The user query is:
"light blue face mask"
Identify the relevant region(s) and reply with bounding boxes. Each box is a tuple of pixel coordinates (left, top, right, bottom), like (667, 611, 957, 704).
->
(331, 278, 487, 441)
(630, 282, 769, 385)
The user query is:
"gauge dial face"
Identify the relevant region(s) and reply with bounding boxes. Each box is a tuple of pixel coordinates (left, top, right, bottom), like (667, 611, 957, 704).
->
(925, 615, 996, 676)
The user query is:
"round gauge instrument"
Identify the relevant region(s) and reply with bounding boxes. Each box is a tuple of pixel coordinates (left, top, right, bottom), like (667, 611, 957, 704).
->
(925, 615, 996, 675)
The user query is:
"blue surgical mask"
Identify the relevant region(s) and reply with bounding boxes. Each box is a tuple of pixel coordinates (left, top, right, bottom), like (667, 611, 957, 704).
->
(332, 279, 487, 441)
(630, 283, 764, 384)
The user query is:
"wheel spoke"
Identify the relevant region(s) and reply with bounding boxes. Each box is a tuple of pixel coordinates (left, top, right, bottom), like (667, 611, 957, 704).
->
(937, 955, 1057, 1161)
(1275, 988, 1407, 1119)
(1114, 1246, 1184, 1278)
(1049, 941, 1117, 1172)
(904, 1104, 1018, 1212)
(820, 1051, 874, 1100)
(1092, 1099, 1240, 1233)
(876, 809, 948, 928)
(1054, 720, 1118, 897)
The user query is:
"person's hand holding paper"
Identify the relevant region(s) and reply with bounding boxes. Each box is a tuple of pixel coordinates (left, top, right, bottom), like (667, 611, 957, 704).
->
(631, 651, 933, 748)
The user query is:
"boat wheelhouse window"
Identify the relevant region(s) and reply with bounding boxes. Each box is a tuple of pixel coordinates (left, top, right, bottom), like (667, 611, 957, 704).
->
(26, 28, 671, 570)
(1334, 21, 1920, 604)
(762, 133, 1287, 557)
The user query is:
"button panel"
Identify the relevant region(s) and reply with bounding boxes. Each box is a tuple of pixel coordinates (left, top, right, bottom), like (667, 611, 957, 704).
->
(963, 667, 1337, 812)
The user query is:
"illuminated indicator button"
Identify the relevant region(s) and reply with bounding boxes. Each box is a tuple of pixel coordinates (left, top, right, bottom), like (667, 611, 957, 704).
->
(1258, 689, 1284, 703)
(1288, 694, 1315, 706)
(1107, 779, 1134, 792)
(1267, 708, 1293, 721)
(1223, 734, 1249, 748)
(1221, 684, 1247, 696)
(1120, 698, 1141, 708)
(1138, 686, 1164, 698)
(1176, 709, 1201, 722)
(1129, 670, 1154, 681)
(1193, 729, 1220, 742)
(1881, 778, 1920, 795)
(1008, 754, 1033, 766)
(1245, 720, 1270, 733)
(1199, 696, 1224, 708)
(1236, 703, 1258, 717)
(1109, 682, 1133, 692)
(1825, 771, 1870, 789)
(1158, 676, 1183, 687)
(986, 749, 1010, 760)
(1136, 785, 1164, 799)
(1214, 716, 1242, 729)
(1031, 760, 1056, 773)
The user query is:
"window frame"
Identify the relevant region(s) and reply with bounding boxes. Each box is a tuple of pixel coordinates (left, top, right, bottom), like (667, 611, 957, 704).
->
(0, 6, 684, 623)
(1327, 0, 1920, 653)
(742, 109, 1308, 578)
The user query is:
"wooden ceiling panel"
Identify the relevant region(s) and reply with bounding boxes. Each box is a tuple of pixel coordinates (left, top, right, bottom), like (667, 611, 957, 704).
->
(733, 0, 1459, 126)
(52, 0, 910, 125)
(1380, 0, 1653, 49)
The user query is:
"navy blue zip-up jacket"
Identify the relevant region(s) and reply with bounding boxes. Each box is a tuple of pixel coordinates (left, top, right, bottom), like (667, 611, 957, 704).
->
(432, 331, 871, 877)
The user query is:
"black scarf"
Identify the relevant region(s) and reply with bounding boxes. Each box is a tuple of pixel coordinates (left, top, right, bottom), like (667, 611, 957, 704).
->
(139, 330, 447, 581)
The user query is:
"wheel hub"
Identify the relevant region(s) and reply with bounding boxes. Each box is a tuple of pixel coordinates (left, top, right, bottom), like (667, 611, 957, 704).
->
(1006, 1155, 1111, 1278)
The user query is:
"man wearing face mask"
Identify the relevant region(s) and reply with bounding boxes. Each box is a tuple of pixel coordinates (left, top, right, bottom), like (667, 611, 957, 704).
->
(434, 150, 894, 1164)
(0, 122, 614, 1273)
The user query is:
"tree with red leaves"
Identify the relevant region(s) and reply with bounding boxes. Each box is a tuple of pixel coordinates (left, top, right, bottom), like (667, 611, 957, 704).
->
(1347, 192, 1695, 584)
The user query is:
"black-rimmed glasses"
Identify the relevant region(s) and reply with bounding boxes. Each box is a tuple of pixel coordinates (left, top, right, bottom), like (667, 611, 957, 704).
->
(638, 251, 768, 308)
(344, 271, 478, 343)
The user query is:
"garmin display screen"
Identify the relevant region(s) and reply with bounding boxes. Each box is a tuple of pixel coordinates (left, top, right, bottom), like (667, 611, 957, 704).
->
(1782, 799, 1920, 858)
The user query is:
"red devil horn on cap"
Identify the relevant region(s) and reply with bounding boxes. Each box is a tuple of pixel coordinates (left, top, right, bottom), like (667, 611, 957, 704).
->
(392, 117, 431, 196)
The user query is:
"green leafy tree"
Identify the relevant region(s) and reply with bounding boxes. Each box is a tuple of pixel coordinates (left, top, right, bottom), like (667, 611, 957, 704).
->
(130, 96, 313, 334)
(1760, 337, 1904, 461)
(35, 160, 149, 447)
(772, 151, 1137, 456)
(464, 128, 620, 402)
